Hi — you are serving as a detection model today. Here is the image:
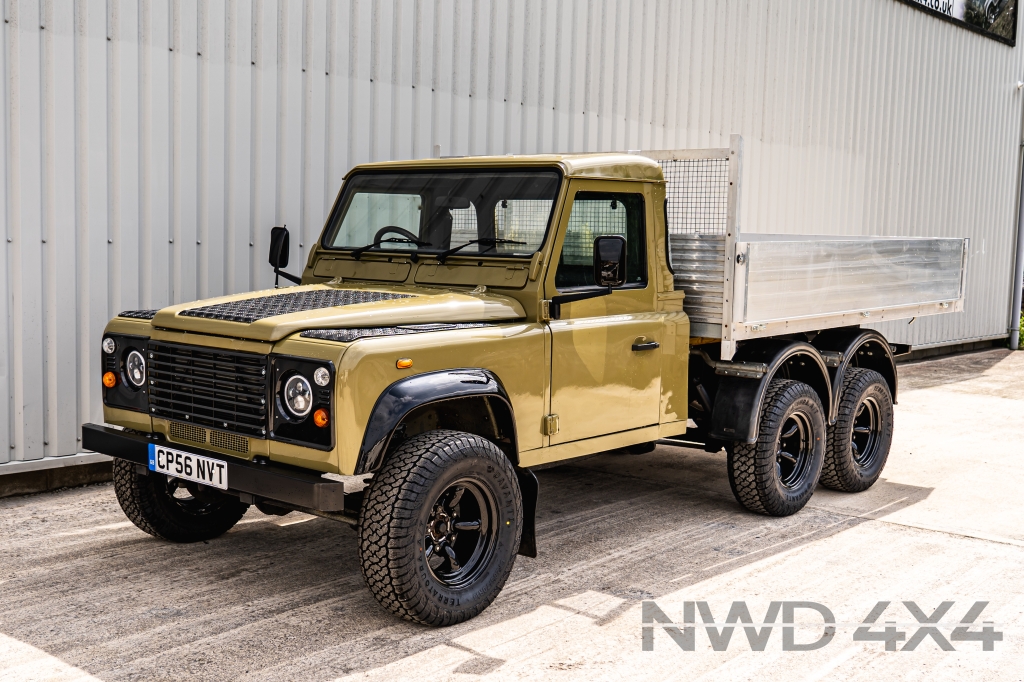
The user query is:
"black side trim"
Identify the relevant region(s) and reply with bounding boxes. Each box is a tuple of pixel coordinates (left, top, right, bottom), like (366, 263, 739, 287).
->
(355, 368, 516, 475)
(82, 424, 354, 512)
(813, 327, 898, 412)
(710, 340, 832, 443)
(516, 468, 538, 558)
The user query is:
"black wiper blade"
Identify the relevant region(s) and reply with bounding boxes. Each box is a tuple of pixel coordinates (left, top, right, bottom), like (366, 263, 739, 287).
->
(349, 237, 428, 260)
(436, 238, 528, 264)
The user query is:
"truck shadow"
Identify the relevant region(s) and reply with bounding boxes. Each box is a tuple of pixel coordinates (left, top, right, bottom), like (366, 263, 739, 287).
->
(0, 446, 932, 681)
(896, 347, 1011, 392)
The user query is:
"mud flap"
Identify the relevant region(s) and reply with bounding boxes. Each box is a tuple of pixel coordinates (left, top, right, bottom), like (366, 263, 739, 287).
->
(516, 468, 539, 558)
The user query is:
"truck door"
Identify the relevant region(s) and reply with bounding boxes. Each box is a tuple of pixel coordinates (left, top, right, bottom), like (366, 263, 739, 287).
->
(545, 181, 662, 445)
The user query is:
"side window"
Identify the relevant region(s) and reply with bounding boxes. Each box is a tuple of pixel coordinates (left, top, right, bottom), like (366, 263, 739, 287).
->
(555, 192, 646, 289)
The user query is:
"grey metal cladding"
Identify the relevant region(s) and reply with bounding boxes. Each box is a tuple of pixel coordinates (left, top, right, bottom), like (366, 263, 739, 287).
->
(118, 310, 159, 320)
(179, 290, 414, 324)
(301, 323, 494, 343)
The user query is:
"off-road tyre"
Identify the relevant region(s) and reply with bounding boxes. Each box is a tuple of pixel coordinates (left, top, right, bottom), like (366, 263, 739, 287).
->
(727, 379, 826, 517)
(112, 458, 249, 542)
(820, 368, 893, 492)
(359, 429, 522, 626)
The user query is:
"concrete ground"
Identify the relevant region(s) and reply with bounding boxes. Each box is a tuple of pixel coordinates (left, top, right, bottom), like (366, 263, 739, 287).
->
(1, 349, 1022, 681)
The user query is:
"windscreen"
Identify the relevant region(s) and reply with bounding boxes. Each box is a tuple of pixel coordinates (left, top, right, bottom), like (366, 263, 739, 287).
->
(322, 170, 561, 258)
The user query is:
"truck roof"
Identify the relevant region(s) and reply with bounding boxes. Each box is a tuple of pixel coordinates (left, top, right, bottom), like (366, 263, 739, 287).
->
(346, 153, 663, 182)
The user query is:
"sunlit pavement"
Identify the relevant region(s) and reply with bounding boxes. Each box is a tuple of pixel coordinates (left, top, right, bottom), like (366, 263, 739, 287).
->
(2, 349, 1022, 681)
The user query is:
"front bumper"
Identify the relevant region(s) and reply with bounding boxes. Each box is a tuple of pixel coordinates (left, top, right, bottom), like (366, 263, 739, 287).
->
(82, 424, 361, 515)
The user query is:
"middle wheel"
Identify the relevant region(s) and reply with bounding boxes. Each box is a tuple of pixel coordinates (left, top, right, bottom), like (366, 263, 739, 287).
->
(727, 378, 826, 516)
(358, 429, 523, 626)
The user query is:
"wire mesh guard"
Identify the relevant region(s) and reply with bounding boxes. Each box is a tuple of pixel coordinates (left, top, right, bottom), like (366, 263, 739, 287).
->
(659, 157, 731, 327)
(661, 158, 729, 236)
(560, 199, 628, 264)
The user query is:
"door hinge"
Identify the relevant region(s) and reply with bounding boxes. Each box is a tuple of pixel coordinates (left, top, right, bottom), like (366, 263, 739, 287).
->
(540, 299, 554, 321)
(542, 414, 560, 436)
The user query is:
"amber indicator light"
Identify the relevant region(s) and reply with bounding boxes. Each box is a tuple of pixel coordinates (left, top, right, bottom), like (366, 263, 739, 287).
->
(396, 358, 413, 369)
(313, 408, 329, 428)
(102, 371, 118, 388)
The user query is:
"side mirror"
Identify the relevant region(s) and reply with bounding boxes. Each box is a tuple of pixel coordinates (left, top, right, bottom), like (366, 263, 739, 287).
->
(268, 226, 290, 269)
(593, 235, 627, 288)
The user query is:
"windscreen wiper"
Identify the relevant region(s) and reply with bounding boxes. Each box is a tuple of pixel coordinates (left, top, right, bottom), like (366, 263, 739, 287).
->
(350, 236, 429, 260)
(436, 238, 527, 264)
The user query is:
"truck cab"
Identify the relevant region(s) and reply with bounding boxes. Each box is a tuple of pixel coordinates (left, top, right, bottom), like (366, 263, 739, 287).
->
(85, 148, 965, 626)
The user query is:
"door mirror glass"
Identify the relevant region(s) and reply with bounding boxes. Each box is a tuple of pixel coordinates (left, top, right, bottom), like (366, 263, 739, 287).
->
(269, 226, 290, 269)
(593, 235, 627, 287)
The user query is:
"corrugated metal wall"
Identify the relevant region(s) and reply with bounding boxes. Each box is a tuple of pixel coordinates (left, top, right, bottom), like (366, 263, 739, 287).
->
(3, 0, 1022, 463)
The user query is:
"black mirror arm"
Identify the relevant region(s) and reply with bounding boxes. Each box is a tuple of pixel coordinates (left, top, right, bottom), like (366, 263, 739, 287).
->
(549, 286, 612, 320)
(274, 268, 303, 286)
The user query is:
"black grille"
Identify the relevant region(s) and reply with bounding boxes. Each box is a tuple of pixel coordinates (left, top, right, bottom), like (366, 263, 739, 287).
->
(178, 289, 414, 324)
(148, 342, 269, 438)
(118, 309, 159, 320)
(301, 323, 493, 343)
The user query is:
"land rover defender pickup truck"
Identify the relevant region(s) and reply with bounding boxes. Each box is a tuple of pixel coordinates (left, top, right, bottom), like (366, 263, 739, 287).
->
(83, 137, 968, 626)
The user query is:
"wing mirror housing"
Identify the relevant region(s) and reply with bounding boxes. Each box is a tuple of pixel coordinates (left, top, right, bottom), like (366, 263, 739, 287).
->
(549, 235, 628, 319)
(269, 226, 302, 285)
(593, 234, 627, 287)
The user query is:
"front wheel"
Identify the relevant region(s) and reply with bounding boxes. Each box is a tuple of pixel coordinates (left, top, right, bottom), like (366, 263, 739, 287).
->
(727, 379, 826, 517)
(359, 429, 523, 626)
(112, 458, 249, 542)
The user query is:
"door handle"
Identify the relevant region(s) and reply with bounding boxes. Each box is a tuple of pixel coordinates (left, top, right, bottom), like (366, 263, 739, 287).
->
(632, 341, 660, 352)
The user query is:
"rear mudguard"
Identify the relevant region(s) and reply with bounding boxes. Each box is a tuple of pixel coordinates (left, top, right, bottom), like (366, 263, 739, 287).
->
(710, 340, 832, 443)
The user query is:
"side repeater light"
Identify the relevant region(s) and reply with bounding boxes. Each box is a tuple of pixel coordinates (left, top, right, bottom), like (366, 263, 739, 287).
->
(396, 358, 413, 369)
(313, 408, 329, 428)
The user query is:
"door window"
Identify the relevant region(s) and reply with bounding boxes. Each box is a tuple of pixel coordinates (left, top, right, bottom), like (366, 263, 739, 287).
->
(554, 192, 646, 289)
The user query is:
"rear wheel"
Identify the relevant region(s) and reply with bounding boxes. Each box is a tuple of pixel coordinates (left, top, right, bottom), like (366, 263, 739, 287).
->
(820, 368, 893, 492)
(112, 458, 249, 542)
(727, 379, 826, 516)
(359, 429, 522, 626)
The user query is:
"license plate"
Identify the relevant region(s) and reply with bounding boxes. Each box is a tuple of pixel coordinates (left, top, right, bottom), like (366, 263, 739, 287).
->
(148, 444, 228, 490)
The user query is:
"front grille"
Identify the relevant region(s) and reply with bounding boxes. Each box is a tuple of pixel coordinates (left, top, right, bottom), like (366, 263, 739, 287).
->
(210, 430, 249, 454)
(301, 323, 493, 343)
(118, 309, 159, 320)
(148, 342, 269, 438)
(169, 421, 207, 445)
(178, 289, 413, 324)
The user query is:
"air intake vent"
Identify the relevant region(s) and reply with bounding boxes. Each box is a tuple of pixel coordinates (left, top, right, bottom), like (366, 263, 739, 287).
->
(118, 309, 159, 320)
(178, 289, 413, 324)
(210, 430, 249, 454)
(148, 342, 269, 438)
(169, 421, 207, 445)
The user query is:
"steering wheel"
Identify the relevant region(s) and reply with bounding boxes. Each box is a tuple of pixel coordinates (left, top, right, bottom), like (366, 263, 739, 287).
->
(373, 225, 428, 246)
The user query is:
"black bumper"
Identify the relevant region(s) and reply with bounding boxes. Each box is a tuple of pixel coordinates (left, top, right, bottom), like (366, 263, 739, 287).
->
(82, 424, 360, 514)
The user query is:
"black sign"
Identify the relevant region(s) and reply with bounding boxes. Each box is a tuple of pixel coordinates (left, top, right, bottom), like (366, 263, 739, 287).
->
(898, 0, 1017, 46)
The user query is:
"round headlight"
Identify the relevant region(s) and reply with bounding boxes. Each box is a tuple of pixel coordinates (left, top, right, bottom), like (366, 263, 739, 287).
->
(313, 367, 330, 387)
(283, 374, 313, 418)
(102, 337, 117, 354)
(125, 350, 147, 388)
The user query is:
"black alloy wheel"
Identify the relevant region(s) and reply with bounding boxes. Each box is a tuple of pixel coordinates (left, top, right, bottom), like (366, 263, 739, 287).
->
(727, 378, 826, 517)
(820, 368, 893, 492)
(423, 480, 498, 588)
(776, 412, 814, 489)
(359, 429, 523, 626)
(112, 458, 249, 542)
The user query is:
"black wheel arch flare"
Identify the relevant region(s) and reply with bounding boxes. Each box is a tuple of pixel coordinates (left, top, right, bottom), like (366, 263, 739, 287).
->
(710, 340, 833, 444)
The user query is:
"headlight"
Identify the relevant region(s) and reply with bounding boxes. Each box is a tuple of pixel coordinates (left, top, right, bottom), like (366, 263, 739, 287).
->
(125, 350, 146, 388)
(102, 337, 117, 354)
(282, 374, 313, 418)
